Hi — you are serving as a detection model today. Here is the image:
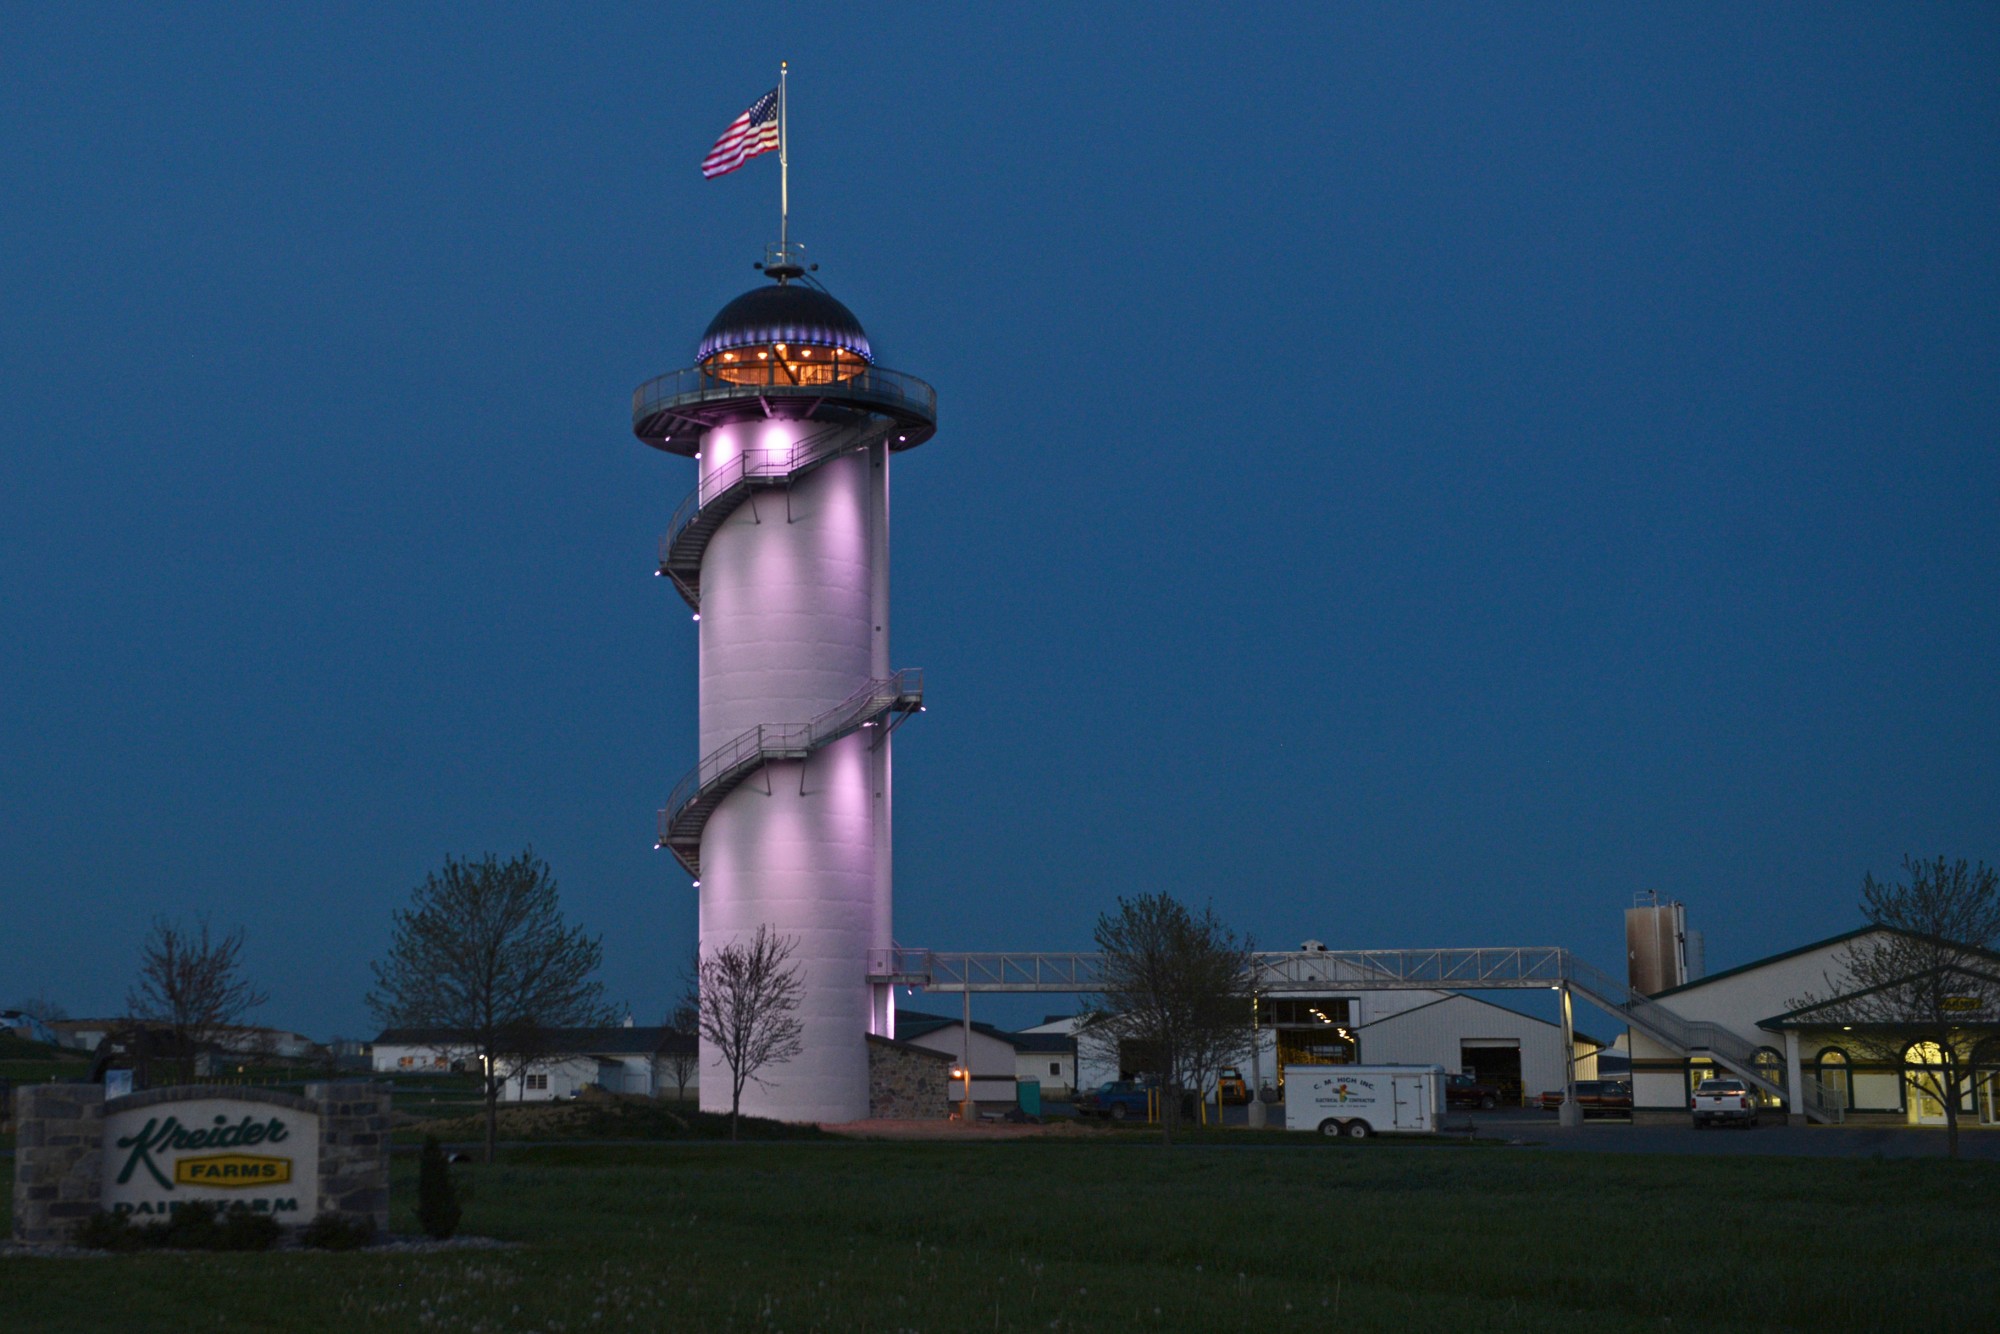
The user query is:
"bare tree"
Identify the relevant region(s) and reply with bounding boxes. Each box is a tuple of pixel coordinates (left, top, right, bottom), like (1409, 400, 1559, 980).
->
(1791, 855, 2000, 1159)
(1083, 893, 1254, 1145)
(368, 849, 614, 1162)
(658, 1003, 697, 1104)
(696, 925, 805, 1140)
(125, 916, 268, 1083)
(660, 951, 701, 1103)
(13, 993, 67, 1026)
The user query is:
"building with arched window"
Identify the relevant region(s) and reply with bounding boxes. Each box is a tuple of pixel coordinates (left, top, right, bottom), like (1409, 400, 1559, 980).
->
(1627, 927, 2000, 1126)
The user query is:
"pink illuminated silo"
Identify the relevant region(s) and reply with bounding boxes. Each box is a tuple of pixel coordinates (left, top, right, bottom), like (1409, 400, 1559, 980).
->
(633, 251, 934, 1122)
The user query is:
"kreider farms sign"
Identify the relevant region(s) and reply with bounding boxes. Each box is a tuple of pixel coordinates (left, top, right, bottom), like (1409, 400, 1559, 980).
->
(104, 1096, 321, 1221)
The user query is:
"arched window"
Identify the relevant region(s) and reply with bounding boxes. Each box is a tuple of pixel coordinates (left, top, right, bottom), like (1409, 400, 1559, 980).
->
(1814, 1048, 1850, 1111)
(1903, 1041, 1948, 1122)
(1753, 1047, 1786, 1109)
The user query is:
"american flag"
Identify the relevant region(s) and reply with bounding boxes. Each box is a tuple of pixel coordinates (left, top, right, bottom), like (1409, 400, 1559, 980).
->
(702, 89, 780, 179)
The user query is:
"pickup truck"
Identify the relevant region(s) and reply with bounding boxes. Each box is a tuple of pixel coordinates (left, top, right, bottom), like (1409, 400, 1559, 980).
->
(1445, 1073, 1503, 1110)
(1691, 1077, 1760, 1128)
(1536, 1079, 1633, 1117)
(1076, 1081, 1151, 1122)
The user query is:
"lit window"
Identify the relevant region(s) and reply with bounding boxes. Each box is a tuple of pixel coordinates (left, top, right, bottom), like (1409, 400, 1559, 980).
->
(1815, 1048, 1850, 1110)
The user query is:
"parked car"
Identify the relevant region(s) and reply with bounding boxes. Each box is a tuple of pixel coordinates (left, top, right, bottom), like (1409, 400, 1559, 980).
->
(1445, 1073, 1503, 1110)
(1691, 1077, 1759, 1128)
(1076, 1080, 1152, 1121)
(1536, 1079, 1633, 1117)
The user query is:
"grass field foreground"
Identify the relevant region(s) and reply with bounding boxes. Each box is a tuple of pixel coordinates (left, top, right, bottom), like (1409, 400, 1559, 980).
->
(4, 1139, 1995, 1332)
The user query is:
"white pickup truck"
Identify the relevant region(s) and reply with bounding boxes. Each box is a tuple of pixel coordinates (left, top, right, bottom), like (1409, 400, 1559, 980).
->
(1690, 1077, 1761, 1128)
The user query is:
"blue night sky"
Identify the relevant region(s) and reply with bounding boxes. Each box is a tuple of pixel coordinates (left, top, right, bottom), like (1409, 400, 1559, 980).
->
(3, 6, 1995, 1039)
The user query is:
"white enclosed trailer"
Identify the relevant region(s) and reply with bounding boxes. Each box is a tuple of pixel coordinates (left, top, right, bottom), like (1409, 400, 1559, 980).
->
(1284, 1064, 1446, 1139)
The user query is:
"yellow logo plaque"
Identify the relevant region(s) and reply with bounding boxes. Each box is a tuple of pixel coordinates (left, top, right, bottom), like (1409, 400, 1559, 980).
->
(173, 1154, 292, 1187)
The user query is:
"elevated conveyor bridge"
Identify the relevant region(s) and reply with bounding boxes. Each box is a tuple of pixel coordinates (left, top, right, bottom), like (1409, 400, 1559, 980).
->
(867, 945, 1841, 1123)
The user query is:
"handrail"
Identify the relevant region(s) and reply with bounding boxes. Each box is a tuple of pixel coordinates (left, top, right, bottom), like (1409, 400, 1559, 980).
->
(1559, 953, 1840, 1118)
(660, 669, 924, 835)
(662, 417, 885, 560)
(633, 363, 937, 434)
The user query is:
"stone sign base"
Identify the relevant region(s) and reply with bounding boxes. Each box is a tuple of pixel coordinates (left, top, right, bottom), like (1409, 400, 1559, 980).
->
(11, 1081, 390, 1247)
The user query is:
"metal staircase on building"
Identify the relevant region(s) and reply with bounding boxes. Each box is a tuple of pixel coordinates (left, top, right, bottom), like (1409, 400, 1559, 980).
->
(656, 670, 924, 877)
(869, 944, 1843, 1124)
(1557, 953, 1844, 1124)
(658, 415, 896, 609)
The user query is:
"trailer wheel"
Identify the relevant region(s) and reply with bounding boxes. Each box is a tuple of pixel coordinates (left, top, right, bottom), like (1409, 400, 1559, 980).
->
(1344, 1120, 1372, 1140)
(1318, 1119, 1341, 1138)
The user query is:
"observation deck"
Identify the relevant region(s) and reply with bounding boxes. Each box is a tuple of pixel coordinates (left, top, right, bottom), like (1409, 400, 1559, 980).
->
(631, 360, 936, 457)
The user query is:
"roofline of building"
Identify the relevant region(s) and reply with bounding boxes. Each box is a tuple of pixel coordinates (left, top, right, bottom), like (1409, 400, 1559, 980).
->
(1352, 991, 1604, 1050)
(1649, 924, 1880, 998)
(895, 1010, 1079, 1052)
(865, 1033, 955, 1061)
(1755, 962, 2000, 1029)
(1652, 924, 2000, 1000)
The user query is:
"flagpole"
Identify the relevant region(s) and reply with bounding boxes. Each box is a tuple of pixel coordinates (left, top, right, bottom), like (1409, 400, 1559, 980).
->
(778, 61, 789, 259)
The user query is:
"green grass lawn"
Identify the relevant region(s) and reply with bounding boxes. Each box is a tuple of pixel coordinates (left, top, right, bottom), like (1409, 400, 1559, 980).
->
(5, 1138, 1994, 1332)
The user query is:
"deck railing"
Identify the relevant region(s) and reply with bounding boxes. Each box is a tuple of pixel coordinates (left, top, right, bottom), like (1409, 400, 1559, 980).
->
(633, 363, 937, 436)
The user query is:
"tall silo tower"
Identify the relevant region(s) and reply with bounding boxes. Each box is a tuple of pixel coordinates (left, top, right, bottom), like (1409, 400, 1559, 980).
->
(633, 245, 935, 1123)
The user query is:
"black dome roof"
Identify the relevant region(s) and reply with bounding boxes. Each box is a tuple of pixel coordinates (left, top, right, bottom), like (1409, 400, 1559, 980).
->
(697, 281, 872, 364)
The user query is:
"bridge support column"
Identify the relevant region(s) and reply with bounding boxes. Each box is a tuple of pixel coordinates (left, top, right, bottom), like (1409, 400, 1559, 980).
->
(1558, 983, 1582, 1128)
(960, 989, 974, 1122)
(1784, 1030, 1806, 1126)
(1247, 1006, 1267, 1128)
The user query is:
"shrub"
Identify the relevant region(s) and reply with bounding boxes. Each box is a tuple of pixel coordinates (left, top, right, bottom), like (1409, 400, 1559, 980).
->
(417, 1134, 462, 1239)
(73, 1203, 281, 1252)
(71, 1210, 145, 1252)
(158, 1200, 224, 1249)
(298, 1213, 377, 1250)
(216, 1209, 282, 1251)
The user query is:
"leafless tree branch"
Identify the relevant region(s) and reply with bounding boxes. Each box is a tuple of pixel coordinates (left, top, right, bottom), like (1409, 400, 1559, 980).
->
(696, 925, 804, 1140)
(367, 848, 613, 1162)
(125, 915, 268, 1084)
(1083, 893, 1254, 1145)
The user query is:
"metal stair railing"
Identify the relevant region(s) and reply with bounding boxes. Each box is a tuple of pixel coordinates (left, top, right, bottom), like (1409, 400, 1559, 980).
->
(656, 670, 923, 873)
(658, 416, 891, 607)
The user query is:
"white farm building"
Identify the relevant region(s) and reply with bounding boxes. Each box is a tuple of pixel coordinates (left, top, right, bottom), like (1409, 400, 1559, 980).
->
(371, 1026, 697, 1102)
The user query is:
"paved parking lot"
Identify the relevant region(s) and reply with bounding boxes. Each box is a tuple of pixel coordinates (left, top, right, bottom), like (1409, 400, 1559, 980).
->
(1474, 1110, 2000, 1159)
(1237, 1104, 2000, 1159)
